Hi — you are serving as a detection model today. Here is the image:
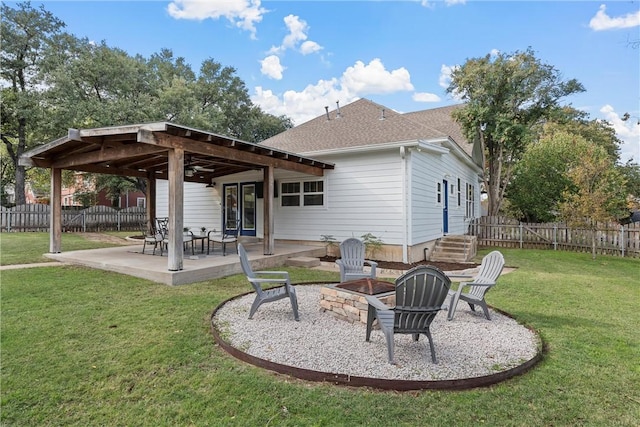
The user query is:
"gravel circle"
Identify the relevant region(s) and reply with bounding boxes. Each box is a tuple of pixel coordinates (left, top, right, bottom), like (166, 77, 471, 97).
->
(213, 285, 541, 382)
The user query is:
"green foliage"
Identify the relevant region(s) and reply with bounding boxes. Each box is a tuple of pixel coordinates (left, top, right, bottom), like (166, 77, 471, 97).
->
(319, 234, 337, 247)
(618, 159, 640, 207)
(360, 232, 383, 258)
(1, 3, 292, 203)
(447, 48, 585, 216)
(0, 2, 67, 204)
(508, 130, 581, 222)
(559, 144, 628, 258)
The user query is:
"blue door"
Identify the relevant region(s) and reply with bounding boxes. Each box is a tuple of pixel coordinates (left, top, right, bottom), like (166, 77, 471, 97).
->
(240, 182, 256, 237)
(443, 179, 449, 234)
(222, 183, 256, 237)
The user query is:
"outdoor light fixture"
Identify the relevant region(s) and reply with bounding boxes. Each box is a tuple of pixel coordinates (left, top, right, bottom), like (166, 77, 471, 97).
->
(206, 180, 216, 188)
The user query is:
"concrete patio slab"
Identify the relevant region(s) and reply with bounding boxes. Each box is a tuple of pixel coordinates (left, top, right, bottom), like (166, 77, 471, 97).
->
(43, 242, 327, 285)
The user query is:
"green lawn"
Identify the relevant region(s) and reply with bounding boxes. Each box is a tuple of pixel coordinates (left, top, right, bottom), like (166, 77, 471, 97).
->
(1, 233, 639, 426)
(0, 231, 131, 265)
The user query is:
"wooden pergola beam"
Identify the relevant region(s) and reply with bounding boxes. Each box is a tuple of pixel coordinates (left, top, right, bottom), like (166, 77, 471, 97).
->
(51, 143, 168, 169)
(138, 129, 327, 177)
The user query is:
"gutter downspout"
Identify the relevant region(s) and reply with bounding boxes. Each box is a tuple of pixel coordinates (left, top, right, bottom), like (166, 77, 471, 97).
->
(400, 146, 409, 263)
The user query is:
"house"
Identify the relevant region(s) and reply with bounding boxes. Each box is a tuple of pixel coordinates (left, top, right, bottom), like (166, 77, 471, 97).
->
(156, 99, 483, 263)
(60, 172, 146, 208)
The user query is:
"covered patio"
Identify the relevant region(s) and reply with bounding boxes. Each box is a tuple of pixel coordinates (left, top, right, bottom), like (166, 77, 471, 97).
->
(19, 123, 334, 272)
(45, 241, 327, 286)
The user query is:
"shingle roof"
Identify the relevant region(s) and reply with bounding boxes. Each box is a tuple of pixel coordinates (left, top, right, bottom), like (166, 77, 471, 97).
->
(261, 98, 472, 156)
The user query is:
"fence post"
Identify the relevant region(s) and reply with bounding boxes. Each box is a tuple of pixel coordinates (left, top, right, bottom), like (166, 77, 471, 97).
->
(82, 211, 86, 232)
(7, 211, 11, 232)
(519, 222, 523, 249)
(620, 225, 625, 257)
(553, 224, 557, 251)
(117, 210, 121, 231)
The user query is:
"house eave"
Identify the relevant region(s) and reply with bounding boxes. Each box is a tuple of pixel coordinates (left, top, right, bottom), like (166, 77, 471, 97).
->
(298, 139, 450, 157)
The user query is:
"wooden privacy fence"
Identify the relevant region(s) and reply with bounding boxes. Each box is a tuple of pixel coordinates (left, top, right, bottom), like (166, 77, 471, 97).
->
(0, 204, 146, 232)
(469, 216, 640, 258)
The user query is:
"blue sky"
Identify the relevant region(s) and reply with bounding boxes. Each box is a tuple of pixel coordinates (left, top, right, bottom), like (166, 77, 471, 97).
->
(25, 1, 640, 162)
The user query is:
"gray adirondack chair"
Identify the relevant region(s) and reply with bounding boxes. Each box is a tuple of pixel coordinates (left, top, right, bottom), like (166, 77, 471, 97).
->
(335, 238, 378, 282)
(238, 243, 299, 321)
(365, 265, 451, 364)
(446, 250, 505, 321)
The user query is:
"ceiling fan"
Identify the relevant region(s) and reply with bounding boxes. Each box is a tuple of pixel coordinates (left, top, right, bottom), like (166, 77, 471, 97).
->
(184, 155, 215, 176)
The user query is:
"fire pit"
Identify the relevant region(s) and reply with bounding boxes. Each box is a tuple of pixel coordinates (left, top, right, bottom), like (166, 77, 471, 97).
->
(320, 278, 396, 324)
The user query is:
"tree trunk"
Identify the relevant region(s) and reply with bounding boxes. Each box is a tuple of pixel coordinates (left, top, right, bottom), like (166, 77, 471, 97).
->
(14, 165, 26, 205)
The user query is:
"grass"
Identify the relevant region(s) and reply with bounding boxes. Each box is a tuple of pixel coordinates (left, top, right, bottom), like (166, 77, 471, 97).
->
(0, 232, 129, 265)
(1, 233, 639, 426)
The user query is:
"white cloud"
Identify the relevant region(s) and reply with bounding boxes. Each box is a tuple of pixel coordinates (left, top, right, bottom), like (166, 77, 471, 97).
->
(282, 15, 308, 49)
(300, 41, 322, 55)
(439, 63, 465, 101)
(252, 58, 414, 125)
(413, 92, 441, 103)
(342, 59, 414, 95)
(422, 0, 465, 8)
(600, 104, 640, 163)
(260, 55, 285, 80)
(167, 0, 267, 39)
(269, 15, 323, 56)
(589, 4, 640, 31)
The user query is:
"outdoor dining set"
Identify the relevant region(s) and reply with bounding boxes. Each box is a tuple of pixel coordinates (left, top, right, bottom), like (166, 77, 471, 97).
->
(140, 217, 240, 257)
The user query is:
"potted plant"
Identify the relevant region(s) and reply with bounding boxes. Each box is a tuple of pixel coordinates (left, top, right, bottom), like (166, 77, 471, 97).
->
(200, 226, 207, 236)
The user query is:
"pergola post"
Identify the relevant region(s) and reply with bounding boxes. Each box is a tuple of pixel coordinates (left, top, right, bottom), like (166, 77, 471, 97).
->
(50, 167, 62, 253)
(146, 174, 156, 230)
(167, 148, 185, 271)
(263, 166, 275, 255)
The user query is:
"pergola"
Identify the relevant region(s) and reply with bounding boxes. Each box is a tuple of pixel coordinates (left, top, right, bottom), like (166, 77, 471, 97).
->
(19, 122, 334, 271)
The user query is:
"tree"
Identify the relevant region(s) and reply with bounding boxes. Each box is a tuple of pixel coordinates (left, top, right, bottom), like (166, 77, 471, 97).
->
(508, 111, 625, 222)
(559, 143, 628, 259)
(507, 130, 576, 222)
(447, 48, 585, 216)
(0, 1, 66, 205)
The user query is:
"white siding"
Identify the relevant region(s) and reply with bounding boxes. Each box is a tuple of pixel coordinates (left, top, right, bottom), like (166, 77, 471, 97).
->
(409, 146, 481, 243)
(156, 181, 222, 231)
(155, 144, 481, 253)
(272, 150, 405, 245)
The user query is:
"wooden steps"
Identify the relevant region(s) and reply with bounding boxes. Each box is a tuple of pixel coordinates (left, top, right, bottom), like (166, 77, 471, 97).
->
(429, 235, 477, 263)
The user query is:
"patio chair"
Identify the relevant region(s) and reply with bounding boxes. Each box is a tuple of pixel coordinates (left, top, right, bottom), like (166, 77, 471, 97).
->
(183, 231, 195, 255)
(365, 265, 451, 364)
(335, 238, 378, 282)
(207, 219, 241, 256)
(140, 220, 166, 255)
(446, 250, 505, 321)
(238, 243, 299, 321)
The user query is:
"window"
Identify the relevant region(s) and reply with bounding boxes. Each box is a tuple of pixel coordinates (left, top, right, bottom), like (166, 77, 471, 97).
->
(137, 197, 146, 208)
(436, 182, 442, 205)
(466, 183, 475, 218)
(281, 182, 300, 206)
(457, 178, 461, 207)
(281, 180, 324, 207)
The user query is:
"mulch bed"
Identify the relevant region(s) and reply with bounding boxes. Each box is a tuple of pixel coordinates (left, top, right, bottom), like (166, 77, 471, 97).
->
(319, 256, 478, 271)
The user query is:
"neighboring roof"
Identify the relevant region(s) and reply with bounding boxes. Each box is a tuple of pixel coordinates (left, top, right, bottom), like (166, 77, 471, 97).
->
(20, 122, 334, 183)
(261, 99, 472, 156)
